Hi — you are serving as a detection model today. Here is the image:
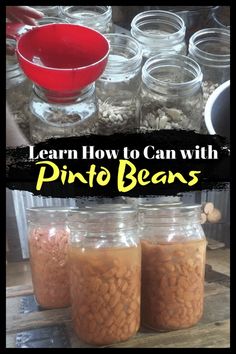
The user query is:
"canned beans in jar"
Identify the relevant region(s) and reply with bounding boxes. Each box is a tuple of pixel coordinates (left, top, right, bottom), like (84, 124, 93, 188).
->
(141, 239, 207, 331)
(28, 227, 70, 309)
(69, 245, 141, 345)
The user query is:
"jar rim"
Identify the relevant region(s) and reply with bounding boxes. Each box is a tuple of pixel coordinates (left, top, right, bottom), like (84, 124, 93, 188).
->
(100, 33, 142, 75)
(138, 203, 202, 224)
(138, 203, 201, 212)
(142, 54, 203, 90)
(37, 16, 69, 25)
(59, 5, 112, 21)
(27, 206, 78, 214)
(131, 10, 186, 43)
(189, 28, 230, 66)
(68, 204, 137, 215)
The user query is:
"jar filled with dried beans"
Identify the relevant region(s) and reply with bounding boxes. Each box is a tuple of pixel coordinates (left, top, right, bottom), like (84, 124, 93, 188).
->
(96, 34, 142, 134)
(67, 205, 141, 345)
(27, 207, 72, 309)
(188, 28, 230, 128)
(138, 203, 207, 331)
(29, 84, 98, 143)
(140, 54, 203, 132)
(131, 10, 187, 61)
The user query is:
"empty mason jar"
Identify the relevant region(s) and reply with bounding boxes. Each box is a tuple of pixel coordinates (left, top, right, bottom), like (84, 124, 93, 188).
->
(36, 16, 69, 25)
(59, 6, 113, 33)
(96, 34, 142, 134)
(140, 54, 203, 132)
(32, 6, 59, 17)
(188, 28, 230, 106)
(67, 205, 141, 345)
(139, 203, 207, 331)
(131, 10, 187, 61)
(29, 84, 98, 143)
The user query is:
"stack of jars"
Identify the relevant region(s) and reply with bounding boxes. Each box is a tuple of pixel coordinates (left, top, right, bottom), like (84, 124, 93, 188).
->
(27, 202, 207, 346)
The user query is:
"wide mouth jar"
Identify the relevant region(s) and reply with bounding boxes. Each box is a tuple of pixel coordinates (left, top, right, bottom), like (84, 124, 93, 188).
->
(32, 6, 59, 16)
(138, 204, 202, 225)
(68, 204, 137, 234)
(36, 16, 69, 25)
(59, 6, 112, 27)
(100, 33, 142, 77)
(27, 207, 77, 224)
(131, 10, 186, 47)
(142, 53, 203, 96)
(188, 28, 230, 68)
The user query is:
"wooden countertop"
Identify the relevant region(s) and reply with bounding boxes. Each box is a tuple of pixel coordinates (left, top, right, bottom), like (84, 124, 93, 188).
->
(6, 248, 230, 348)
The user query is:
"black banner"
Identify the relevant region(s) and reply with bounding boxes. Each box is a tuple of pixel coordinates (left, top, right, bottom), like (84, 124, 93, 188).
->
(6, 131, 230, 197)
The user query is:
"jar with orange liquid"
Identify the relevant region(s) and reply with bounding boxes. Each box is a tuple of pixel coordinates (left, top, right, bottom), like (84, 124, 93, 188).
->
(138, 203, 207, 331)
(27, 207, 72, 309)
(67, 205, 141, 346)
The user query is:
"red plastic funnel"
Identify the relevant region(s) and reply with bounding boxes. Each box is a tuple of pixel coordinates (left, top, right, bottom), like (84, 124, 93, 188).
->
(16, 24, 110, 92)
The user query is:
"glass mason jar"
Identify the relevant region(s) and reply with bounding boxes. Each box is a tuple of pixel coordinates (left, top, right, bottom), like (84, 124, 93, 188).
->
(67, 205, 141, 346)
(188, 28, 230, 107)
(6, 39, 31, 140)
(59, 6, 113, 33)
(36, 16, 69, 25)
(96, 34, 142, 134)
(138, 203, 207, 331)
(140, 54, 203, 132)
(32, 6, 59, 17)
(29, 84, 99, 143)
(27, 207, 72, 309)
(131, 10, 187, 61)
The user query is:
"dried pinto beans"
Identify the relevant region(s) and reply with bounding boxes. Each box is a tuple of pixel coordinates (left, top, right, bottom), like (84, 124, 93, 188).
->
(138, 203, 207, 331)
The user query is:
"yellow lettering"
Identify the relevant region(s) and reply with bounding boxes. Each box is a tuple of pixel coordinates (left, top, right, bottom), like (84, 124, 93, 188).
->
(35, 161, 60, 191)
(97, 166, 111, 186)
(87, 164, 97, 187)
(137, 169, 150, 186)
(168, 171, 188, 184)
(68, 171, 88, 184)
(188, 171, 201, 186)
(151, 172, 167, 184)
(118, 160, 137, 192)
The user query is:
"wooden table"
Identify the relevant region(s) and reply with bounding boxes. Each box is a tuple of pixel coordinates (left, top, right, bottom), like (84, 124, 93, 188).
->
(6, 248, 230, 348)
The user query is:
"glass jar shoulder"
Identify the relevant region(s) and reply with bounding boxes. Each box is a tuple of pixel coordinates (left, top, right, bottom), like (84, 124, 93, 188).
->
(139, 223, 206, 243)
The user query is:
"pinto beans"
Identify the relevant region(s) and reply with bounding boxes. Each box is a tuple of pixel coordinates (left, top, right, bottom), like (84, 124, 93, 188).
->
(28, 227, 70, 309)
(69, 245, 141, 345)
(141, 239, 207, 331)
